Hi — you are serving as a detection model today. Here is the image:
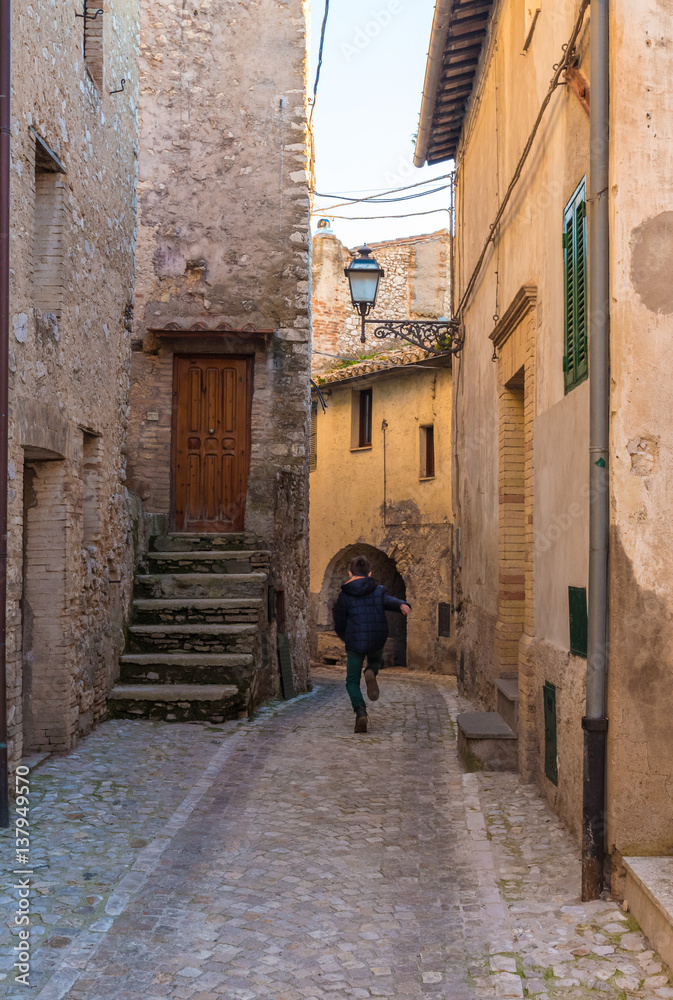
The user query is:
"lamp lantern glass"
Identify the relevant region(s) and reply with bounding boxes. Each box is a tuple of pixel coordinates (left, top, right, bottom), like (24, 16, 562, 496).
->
(344, 245, 385, 314)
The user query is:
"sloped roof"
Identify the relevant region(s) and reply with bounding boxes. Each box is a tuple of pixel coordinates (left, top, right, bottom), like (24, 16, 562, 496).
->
(415, 0, 495, 166)
(313, 347, 451, 387)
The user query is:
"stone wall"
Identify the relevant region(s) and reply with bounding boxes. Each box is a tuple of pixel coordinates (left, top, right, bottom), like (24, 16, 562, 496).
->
(311, 230, 451, 370)
(8, 0, 139, 759)
(126, 0, 311, 695)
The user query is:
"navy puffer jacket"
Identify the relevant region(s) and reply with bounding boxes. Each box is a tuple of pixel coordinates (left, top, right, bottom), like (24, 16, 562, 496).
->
(333, 577, 408, 654)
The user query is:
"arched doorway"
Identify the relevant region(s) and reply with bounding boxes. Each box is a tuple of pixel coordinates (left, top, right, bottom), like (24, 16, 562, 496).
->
(319, 543, 408, 667)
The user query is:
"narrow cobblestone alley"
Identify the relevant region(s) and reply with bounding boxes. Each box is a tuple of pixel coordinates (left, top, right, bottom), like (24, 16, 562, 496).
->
(2, 672, 671, 1000)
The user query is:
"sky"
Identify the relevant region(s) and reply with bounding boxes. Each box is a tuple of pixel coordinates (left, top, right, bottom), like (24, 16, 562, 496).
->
(308, 0, 454, 250)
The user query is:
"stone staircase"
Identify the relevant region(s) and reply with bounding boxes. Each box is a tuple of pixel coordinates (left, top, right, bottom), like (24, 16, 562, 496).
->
(109, 533, 271, 723)
(457, 676, 519, 772)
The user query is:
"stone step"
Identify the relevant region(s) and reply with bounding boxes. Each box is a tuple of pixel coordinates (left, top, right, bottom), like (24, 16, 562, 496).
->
(624, 858, 673, 973)
(133, 597, 263, 626)
(134, 572, 268, 600)
(494, 677, 519, 734)
(457, 712, 518, 772)
(108, 683, 242, 723)
(126, 623, 257, 655)
(150, 532, 266, 553)
(142, 550, 271, 576)
(120, 652, 253, 686)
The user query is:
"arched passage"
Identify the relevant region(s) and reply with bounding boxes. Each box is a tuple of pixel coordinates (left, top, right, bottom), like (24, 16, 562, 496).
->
(318, 543, 408, 667)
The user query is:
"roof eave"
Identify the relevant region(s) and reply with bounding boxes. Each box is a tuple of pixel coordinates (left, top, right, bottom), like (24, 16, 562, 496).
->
(414, 0, 456, 168)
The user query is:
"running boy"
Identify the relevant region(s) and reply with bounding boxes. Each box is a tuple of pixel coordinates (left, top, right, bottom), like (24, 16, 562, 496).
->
(333, 555, 411, 733)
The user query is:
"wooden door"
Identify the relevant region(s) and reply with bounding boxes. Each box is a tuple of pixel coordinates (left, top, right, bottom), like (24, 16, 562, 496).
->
(173, 356, 251, 532)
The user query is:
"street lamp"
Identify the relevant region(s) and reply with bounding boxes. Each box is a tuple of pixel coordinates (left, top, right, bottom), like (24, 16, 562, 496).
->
(344, 245, 385, 321)
(344, 245, 462, 354)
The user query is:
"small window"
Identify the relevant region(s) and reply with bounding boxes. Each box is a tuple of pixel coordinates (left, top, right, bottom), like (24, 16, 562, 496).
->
(438, 602, 451, 638)
(33, 134, 66, 319)
(568, 586, 588, 658)
(351, 388, 373, 449)
(83, 1, 105, 89)
(310, 401, 318, 472)
(563, 178, 588, 394)
(420, 425, 435, 479)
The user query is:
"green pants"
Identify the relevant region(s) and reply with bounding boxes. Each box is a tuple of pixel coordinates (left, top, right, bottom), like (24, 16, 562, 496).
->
(346, 648, 383, 711)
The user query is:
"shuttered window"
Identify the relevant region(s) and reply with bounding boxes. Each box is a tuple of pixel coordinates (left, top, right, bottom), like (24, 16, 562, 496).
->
(310, 401, 318, 472)
(563, 179, 588, 394)
(569, 585, 588, 658)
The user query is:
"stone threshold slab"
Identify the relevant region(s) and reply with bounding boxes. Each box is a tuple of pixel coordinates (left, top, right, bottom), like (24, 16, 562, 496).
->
(624, 856, 673, 973)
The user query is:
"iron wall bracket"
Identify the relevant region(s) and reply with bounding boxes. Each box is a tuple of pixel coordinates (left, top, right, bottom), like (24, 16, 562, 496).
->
(362, 317, 463, 356)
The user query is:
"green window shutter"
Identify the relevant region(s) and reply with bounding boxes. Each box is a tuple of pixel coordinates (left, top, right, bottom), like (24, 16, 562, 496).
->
(563, 211, 576, 391)
(563, 179, 588, 394)
(574, 198, 588, 384)
(310, 400, 318, 472)
(568, 585, 588, 658)
(543, 682, 559, 786)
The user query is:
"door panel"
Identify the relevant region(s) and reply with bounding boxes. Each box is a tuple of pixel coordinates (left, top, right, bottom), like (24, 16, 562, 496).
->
(174, 356, 251, 532)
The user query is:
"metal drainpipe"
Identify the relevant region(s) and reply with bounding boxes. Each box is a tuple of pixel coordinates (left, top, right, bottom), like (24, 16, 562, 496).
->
(582, 0, 610, 901)
(0, 0, 11, 828)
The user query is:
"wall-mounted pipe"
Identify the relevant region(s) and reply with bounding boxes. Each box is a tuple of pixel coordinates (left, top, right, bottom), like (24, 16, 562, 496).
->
(582, 0, 610, 901)
(0, 0, 11, 828)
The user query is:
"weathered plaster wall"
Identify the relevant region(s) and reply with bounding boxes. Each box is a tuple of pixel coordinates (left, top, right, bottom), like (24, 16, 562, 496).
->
(607, 0, 673, 868)
(311, 230, 451, 370)
(8, 0, 139, 759)
(309, 364, 454, 673)
(452, 0, 590, 831)
(127, 0, 311, 692)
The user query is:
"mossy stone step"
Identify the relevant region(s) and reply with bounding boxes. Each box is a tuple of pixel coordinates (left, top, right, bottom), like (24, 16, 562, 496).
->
(120, 652, 253, 686)
(134, 573, 268, 600)
(150, 533, 266, 553)
(133, 597, 263, 625)
(127, 623, 256, 655)
(144, 551, 270, 576)
(108, 683, 242, 723)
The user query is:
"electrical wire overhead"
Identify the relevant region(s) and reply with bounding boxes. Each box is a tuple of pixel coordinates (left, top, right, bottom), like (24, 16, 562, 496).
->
(316, 184, 450, 211)
(311, 207, 451, 221)
(308, 0, 330, 130)
(313, 171, 454, 205)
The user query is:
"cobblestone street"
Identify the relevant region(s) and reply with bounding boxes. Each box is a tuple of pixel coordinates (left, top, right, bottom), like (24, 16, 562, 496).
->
(1, 670, 671, 999)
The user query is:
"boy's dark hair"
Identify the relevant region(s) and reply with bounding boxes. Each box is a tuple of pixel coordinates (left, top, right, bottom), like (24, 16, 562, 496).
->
(350, 555, 371, 577)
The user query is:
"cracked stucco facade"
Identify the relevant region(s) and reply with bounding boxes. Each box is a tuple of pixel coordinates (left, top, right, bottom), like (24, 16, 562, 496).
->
(447, 0, 673, 872)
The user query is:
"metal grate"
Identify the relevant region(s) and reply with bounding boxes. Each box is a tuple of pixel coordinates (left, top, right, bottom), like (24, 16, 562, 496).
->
(543, 682, 558, 786)
(438, 602, 451, 638)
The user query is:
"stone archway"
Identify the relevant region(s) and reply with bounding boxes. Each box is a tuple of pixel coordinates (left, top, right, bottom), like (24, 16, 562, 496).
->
(317, 543, 408, 667)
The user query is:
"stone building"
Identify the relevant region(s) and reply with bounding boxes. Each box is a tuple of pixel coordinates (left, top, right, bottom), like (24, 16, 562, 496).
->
(121, 0, 312, 716)
(6, 0, 139, 763)
(415, 0, 673, 918)
(310, 229, 455, 673)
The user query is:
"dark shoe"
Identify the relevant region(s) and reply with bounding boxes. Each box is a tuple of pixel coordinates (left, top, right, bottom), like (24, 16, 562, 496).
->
(364, 668, 380, 702)
(354, 706, 368, 733)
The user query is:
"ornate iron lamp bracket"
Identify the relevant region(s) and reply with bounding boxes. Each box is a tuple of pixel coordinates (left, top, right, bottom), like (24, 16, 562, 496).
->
(363, 318, 463, 356)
